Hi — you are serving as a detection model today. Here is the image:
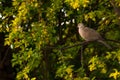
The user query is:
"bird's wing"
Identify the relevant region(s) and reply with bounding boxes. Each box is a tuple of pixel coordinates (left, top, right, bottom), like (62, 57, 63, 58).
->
(82, 27, 102, 41)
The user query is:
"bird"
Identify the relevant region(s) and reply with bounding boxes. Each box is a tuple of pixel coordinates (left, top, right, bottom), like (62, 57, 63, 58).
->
(77, 23, 111, 49)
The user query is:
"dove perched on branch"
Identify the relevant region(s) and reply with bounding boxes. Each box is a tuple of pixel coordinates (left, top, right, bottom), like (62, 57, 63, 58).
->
(78, 23, 111, 49)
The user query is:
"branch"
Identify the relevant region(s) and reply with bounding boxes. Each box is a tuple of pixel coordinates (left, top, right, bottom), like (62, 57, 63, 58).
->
(110, 0, 120, 16)
(60, 41, 91, 50)
(42, 39, 120, 51)
(41, 41, 90, 51)
(106, 39, 120, 44)
(110, 0, 120, 25)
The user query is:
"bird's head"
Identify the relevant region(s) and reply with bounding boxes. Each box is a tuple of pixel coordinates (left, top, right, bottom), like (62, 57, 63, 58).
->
(77, 23, 85, 29)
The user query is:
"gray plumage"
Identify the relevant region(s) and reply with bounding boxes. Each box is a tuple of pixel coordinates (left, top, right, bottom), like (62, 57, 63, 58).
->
(78, 23, 111, 49)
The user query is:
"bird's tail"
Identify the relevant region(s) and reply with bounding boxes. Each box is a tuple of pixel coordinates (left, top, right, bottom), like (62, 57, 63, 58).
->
(98, 40, 112, 49)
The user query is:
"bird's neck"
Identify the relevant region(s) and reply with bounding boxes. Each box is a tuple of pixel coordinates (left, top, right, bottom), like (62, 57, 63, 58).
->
(79, 27, 85, 30)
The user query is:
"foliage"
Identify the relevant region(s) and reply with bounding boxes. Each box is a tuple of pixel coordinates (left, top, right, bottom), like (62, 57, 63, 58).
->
(1, 0, 120, 80)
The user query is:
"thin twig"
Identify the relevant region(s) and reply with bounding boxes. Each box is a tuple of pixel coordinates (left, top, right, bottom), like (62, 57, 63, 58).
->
(81, 45, 84, 68)
(61, 41, 91, 50)
(106, 39, 120, 44)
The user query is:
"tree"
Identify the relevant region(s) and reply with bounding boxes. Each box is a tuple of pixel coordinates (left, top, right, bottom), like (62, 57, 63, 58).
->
(0, 0, 120, 80)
